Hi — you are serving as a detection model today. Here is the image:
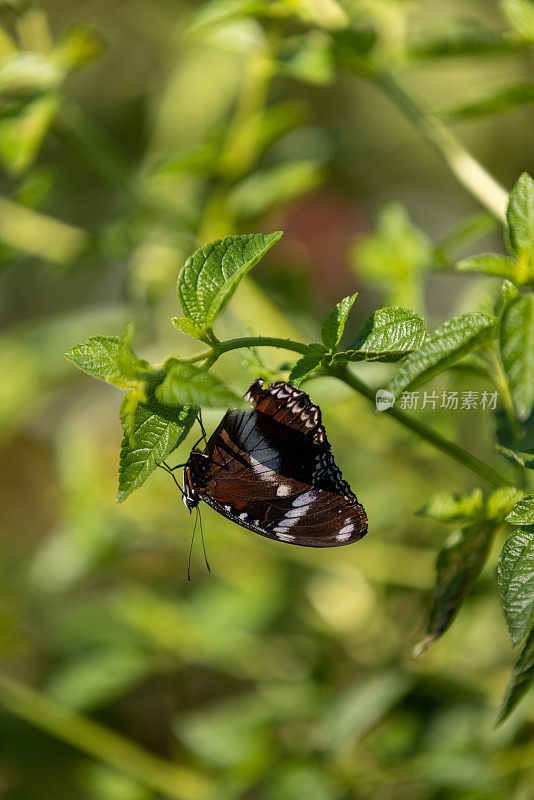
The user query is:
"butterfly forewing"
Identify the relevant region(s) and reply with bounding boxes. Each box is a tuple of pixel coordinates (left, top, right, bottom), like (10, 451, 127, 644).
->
(184, 379, 367, 547)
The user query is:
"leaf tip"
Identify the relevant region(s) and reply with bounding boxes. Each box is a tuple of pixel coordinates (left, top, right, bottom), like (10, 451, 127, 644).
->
(495, 705, 509, 727)
(411, 635, 435, 660)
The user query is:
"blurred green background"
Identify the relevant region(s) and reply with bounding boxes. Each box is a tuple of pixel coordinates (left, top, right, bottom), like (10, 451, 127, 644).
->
(1, 1, 534, 798)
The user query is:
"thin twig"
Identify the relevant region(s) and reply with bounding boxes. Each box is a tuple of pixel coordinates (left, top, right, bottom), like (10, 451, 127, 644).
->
(375, 71, 508, 222)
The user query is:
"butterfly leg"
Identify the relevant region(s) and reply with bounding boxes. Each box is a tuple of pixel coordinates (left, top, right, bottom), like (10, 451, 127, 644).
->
(175, 413, 207, 457)
(155, 459, 186, 496)
(156, 459, 187, 473)
(197, 410, 208, 444)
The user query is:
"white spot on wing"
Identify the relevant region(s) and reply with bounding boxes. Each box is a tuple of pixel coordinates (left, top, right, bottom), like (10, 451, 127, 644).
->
(276, 518, 293, 529)
(286, 506, 307, 519)
(336, 522, 354, 541)
(292, 490, 315, 508)
(274, 529, 295, 541)
(276, 484, 291, 497)
(239, 512, 248, 520)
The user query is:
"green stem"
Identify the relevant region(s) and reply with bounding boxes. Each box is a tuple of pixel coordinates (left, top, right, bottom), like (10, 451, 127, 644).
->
(334, 365, 511, 488)
(375, 71, 508, 222)
(487, 347, 520, 442)
(0, 673, 214, 800)
(486, 346, 527, 489)
(182, 336, 311, 364)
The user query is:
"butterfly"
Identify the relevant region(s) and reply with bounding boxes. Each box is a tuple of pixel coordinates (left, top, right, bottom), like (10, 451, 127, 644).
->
(170, 379, 367, 548)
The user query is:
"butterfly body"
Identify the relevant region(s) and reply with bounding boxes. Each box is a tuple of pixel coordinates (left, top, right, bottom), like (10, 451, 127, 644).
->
(182, 379, 367, 547)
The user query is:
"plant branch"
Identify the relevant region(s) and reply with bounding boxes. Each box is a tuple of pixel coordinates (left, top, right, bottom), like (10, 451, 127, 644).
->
(181, 336, 311, 364)
(375, 71, 508, 222)
(334, 365, 511, 488)
(485, 346, 527, 489)
(487, 346, 520, 443)
(0, 673, 213, 800)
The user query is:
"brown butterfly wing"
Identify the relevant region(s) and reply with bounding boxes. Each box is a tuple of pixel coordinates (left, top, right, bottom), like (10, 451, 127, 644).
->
(195, 380, 367, 547)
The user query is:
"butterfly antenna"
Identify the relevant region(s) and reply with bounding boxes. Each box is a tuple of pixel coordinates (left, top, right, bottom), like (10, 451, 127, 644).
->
(187, 508, 199, 582)
(198, 508, 210, 574)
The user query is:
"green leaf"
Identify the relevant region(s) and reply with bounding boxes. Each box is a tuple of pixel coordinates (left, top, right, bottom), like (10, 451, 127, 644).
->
(65, 324, 150, 390)
(292, 0, 349, 30)
(409, 25, 510, 59)
(254, 100, 309, 153)
(0, 52, 62, 97)
(351, 203, 433, 309)
(154, 142, 218, 178)
(448, 352, 491, 378)
(498, 529, 534, 645)
(53, 24, 104, 70)
(388, 313, 497, 398)
(276, 32, 334, 85)
(323, 670, 413, 752)
(14, 164, 54, 208)
(499, 278, 520, 314)
(501, 0, 534, 40)
(268, 766, 339, 800)
(344, 306, 428, 362)
(494, 403, 534, 453)
(442, 81, 534, 120)
(456, 254, 524, 283)
(177, 232, 282, 334)
(498, 628, 534, 724)
(500, 294, 534, 421)
(228, 162, 322, 219)
(46, 647, 151, 711)
(414, 522, 493, 657)
(506, 494, 534, 525)
(186, 0, 271, 35)
(117, 398, 197, 503)
(0, 194, 88, 264)
(331, 27, 378, 71)
(156, 361, 249, 409)
(416, 489, 483, 523)
(120, 389, 146, 447)
(321, 293, 358, 351)
(171, 316, 207, 341)
(434, 212, 498, 263)
(486, 487, 525, 521)
(506, 173, 534, 264)
(496, 445, 534, 469)
(0, 93, 58, 175)
(288, 352, 324, 385)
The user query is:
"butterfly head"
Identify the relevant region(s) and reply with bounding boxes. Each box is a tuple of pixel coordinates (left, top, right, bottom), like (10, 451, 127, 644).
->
(182, 451, 209, 512)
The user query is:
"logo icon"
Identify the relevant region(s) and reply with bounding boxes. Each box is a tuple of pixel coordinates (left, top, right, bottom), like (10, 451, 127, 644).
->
(375, 389, 395, 412)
